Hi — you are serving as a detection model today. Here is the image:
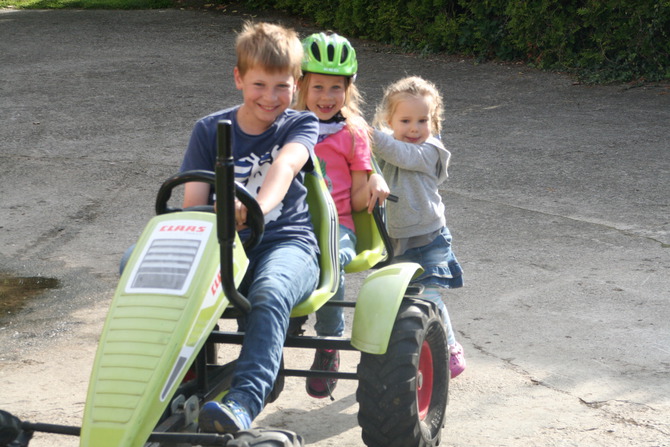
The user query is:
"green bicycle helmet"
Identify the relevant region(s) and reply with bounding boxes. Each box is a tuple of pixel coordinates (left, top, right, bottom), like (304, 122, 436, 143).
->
(302, 32, 358, 78)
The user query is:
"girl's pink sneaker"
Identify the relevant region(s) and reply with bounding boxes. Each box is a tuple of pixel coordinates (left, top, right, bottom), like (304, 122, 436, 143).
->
(449, 342, 466, 378)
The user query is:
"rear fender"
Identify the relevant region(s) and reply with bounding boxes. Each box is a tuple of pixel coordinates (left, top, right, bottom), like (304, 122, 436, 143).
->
(351, 262, 423, 355)
(79, 212, 248, 447)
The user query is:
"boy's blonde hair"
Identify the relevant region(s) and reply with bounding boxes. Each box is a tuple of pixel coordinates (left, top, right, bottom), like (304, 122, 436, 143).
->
(374, 76, 444, 136)
(295, 73, 370, 139)
(236, 21, 303, 80)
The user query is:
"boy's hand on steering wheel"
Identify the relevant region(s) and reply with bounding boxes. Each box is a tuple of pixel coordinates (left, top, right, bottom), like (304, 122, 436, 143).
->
(235, 199, 249, 230)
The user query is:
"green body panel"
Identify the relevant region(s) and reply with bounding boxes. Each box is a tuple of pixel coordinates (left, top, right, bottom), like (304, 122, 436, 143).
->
(79, 212, 248, 447)
(350, 262, 423, 355)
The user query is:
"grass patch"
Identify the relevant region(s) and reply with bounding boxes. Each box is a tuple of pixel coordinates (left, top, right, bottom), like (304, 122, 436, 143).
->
(0, 0, 175, 8)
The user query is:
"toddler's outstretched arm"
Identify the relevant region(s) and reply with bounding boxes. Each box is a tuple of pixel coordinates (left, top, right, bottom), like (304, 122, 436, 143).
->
(372, 130, 444, 175)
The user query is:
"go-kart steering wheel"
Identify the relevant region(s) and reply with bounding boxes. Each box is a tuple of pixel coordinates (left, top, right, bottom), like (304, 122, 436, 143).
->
(155, 170, 264, 251)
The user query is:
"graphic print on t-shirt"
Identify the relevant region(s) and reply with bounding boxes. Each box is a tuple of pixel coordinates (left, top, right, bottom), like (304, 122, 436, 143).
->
(234, 144, 283, 224)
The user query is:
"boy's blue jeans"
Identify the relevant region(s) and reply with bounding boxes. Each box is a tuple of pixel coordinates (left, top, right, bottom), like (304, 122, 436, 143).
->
(314, 224, 357, 337)
(227, 239, 319, 420)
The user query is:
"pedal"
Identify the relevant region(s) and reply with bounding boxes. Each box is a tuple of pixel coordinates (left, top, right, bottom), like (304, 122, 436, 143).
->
(182, 395, 199, 429)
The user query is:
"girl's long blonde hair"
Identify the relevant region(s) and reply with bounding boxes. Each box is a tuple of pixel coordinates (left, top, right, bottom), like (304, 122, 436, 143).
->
(373, 76, 444, 136)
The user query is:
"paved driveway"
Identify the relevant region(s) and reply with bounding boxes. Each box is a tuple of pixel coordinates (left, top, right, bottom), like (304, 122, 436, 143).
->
(1, 8, 668, 446)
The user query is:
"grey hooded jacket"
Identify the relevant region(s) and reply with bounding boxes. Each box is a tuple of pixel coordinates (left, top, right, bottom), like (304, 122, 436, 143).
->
(372, 130, 451, 240)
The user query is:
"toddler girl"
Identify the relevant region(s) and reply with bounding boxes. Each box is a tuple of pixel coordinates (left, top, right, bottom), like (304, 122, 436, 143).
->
(372, 75, 465, 378)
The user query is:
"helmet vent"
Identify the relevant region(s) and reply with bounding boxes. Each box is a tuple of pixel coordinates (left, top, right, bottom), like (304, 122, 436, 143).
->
(327, 44, 335, 62)
(310, 41, 322, 62)
(341, 45, 349, 63)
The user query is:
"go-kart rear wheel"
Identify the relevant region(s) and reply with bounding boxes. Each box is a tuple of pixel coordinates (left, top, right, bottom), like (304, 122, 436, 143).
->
(356, 298, 449, 447)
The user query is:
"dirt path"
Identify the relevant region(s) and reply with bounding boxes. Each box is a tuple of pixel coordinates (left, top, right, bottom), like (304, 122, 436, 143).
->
(1, 8, 669, 447)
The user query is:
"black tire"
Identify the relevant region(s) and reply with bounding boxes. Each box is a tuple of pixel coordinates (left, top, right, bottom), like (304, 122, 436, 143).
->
(229, 428, 304, 447)
(356, 298, 449, 447)
(0, 410, 22, 446)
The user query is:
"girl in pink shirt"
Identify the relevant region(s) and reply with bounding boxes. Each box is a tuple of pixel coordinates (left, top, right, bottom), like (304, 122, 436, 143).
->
(295, 32, 389, 399)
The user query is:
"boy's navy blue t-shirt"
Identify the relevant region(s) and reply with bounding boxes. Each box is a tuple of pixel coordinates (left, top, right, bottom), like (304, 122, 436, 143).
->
(180, 106, 319, 256)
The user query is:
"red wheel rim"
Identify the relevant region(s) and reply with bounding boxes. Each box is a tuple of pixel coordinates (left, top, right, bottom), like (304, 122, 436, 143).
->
(417, 340, 434, 420)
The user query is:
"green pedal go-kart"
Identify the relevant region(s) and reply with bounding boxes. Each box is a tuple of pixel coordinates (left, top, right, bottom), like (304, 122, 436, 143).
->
(0, 121, 449, 447)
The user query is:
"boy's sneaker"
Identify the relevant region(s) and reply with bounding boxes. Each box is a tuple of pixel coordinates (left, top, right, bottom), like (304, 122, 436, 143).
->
(198, 399, 251, 433)
(449, 342, 466, 379)
(306, 349, 339, 399)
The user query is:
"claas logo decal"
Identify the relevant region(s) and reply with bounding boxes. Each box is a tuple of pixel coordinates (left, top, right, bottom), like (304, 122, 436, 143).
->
(158, 224, 208, 233)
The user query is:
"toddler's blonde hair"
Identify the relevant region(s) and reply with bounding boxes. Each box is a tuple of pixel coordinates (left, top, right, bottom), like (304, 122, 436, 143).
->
(374, 76, 444, 136)
(236, 21, 303, 80)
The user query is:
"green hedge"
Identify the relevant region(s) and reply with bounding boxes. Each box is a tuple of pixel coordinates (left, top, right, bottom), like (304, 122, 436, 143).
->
(247, 0, 669, 83)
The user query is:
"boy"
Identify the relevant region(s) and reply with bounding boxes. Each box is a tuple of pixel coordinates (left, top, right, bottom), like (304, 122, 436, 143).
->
(180, 21, 320, 433)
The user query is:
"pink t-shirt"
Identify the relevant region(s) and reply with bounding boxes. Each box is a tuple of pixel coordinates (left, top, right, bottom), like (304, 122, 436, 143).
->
(315, 126, 372, 231)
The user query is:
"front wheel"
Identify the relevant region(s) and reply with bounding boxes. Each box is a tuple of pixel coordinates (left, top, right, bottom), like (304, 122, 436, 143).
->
(356, 298, 449, 447)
